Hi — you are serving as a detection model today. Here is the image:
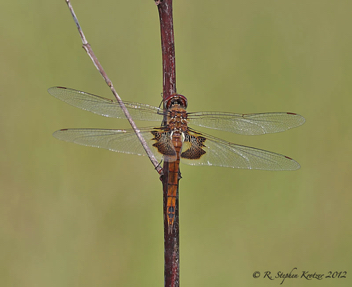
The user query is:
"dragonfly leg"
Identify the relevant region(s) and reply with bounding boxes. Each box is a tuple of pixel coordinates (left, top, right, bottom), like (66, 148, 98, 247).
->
(178, 169, 182, 180)
(158, 159, 164, 180)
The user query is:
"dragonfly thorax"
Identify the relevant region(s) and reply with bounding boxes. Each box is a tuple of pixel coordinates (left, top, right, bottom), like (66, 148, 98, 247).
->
(167, 107, 188, 134)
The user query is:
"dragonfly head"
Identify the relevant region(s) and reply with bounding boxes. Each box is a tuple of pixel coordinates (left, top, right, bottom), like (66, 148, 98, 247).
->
(164, 94, 188, 109)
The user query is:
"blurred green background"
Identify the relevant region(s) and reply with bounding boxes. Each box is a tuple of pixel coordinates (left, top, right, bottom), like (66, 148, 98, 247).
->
(1, 0, 351, 286)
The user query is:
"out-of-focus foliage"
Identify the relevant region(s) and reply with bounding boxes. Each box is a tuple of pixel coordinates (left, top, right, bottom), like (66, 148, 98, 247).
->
(0, 1, 351, 286)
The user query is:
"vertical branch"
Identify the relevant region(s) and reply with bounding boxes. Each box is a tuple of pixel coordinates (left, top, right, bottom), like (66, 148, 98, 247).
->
(158, 1, 177, 98)
(156, 0, 179, 286)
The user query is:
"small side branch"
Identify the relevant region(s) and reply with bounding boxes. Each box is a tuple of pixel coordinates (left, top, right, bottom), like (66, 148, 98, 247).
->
(65, 0, 163, 175)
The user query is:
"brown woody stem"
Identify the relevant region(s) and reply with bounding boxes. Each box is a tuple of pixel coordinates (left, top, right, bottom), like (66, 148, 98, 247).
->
(157, 0, 180, 286)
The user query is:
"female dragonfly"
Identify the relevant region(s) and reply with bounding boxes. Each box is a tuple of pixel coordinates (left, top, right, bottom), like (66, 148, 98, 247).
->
(48, 87, 305, 232)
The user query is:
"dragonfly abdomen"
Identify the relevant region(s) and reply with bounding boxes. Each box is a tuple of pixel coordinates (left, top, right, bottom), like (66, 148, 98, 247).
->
(166, 132, 183, 233)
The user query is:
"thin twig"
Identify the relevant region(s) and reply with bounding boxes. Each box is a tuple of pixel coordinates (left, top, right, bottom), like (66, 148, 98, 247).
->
(65, 0, 163, 175)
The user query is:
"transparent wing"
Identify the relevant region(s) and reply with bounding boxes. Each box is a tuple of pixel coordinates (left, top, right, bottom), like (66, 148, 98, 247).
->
(53, 127, 176, 162)
(188, 112, 305, 135)
(181, 130, 300, 170)
(48, 87, 164, 121)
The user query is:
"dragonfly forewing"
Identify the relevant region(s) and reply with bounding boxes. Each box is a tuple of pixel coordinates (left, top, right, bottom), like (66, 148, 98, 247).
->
(48, 87, 164, 121)
(188, 112, 305, 135)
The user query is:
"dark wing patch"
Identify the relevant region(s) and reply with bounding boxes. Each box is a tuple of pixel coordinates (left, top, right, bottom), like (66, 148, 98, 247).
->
(151, 130, 176, 156)
(181, 133, 206, 160)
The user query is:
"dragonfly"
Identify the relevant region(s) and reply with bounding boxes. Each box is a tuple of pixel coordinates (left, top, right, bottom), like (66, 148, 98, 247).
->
(48, 86, 305, 232)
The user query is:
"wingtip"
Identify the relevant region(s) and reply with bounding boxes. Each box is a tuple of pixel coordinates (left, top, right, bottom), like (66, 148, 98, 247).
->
(48, 86, 67, 94)
(287, 112, 306, 126)
(284, 156, 301, 170)
(52, 129, 68, 138)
